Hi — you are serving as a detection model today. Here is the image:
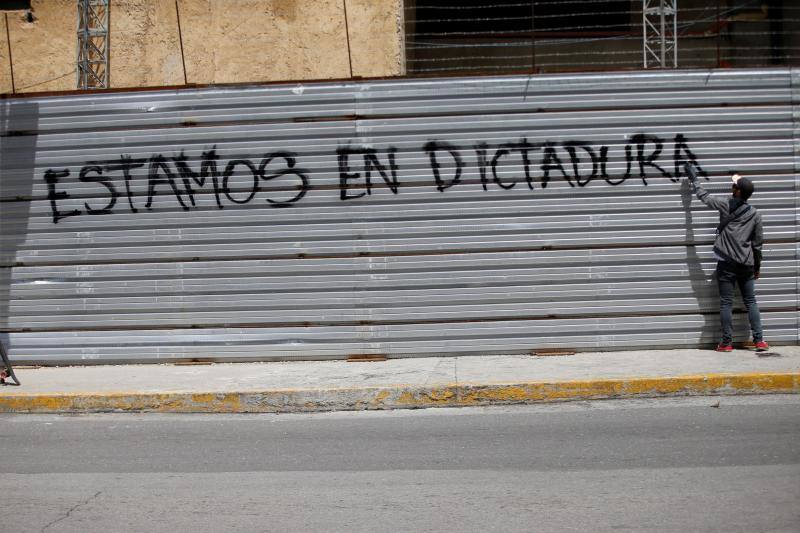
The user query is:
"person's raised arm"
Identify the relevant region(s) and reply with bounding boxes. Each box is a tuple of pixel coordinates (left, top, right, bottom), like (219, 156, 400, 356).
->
(685, 163, 726, 212)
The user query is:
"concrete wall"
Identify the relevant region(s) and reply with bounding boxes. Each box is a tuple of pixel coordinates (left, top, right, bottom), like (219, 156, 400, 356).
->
(2, 0, 75, 93)
(0, 0, 405, 94)
(178, 0, 351, 84)
(347, 0, 404, 78)
(111, 0, 184, 88)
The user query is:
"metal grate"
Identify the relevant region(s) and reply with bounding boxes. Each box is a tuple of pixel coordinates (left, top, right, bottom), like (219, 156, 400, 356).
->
(404, 0, 800, 75)
(0, 68, 798, 363)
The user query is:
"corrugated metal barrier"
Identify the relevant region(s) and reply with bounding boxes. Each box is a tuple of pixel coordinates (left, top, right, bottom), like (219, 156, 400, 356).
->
(1, 68, 798, 363)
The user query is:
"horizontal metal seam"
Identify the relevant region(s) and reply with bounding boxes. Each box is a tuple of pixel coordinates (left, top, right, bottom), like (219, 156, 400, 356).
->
(2, 306, 797, 335)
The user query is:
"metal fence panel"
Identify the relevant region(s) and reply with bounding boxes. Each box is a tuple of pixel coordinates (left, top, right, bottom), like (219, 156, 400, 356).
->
(1, 68, 798, 363)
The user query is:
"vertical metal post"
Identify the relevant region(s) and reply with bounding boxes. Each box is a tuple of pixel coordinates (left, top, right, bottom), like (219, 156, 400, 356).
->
(715, 0, 722, 68)
(530, 0, 535, 72)
(77, 0, 109, 89)
(659, 0, 666, 67)
(642, 1, 647, 68)
(643, 0, 677, 69)
(76, 2, 83, 88)
(672, 0, 678, 67)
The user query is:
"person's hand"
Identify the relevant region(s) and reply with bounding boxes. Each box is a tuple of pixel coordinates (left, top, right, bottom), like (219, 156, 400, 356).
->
(754, 271, 760, 280)
(684, 162, 698, 182)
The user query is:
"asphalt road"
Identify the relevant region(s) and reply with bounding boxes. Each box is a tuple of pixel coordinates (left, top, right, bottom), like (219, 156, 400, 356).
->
(1, 396, 798, 532)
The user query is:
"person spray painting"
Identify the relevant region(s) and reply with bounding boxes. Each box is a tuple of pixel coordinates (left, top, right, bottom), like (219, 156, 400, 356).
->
(684, 163, 768, 352)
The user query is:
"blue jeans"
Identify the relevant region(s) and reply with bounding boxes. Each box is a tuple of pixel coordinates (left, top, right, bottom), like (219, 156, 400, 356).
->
(716, 261, 763, 345)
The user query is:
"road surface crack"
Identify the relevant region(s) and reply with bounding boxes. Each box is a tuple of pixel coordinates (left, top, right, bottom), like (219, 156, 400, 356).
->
(41, 490, 102, 532)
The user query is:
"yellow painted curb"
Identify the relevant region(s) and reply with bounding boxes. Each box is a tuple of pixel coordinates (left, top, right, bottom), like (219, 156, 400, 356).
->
(0, 372, 797, 414)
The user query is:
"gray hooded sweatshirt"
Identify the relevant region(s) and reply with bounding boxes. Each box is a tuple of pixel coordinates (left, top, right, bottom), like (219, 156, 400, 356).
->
(692, 181, 763, 272)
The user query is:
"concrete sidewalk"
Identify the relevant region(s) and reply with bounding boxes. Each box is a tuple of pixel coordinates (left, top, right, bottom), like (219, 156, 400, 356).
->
(1, 346, 798, 413)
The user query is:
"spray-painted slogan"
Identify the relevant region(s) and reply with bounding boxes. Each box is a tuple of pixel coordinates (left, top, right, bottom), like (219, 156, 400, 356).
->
(44, 134, 706, 223)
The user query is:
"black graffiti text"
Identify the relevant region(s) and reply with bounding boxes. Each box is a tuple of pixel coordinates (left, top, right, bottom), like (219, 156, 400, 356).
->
(44, 133, 707, 223)
(44, 149, 311, 223)
(424, 133, 707, 192)
(337, 146, 400, 200)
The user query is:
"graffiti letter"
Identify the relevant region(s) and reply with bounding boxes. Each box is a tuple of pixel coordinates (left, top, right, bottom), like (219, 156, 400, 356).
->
(474, 142, 490, 191)
(44, 169, 80, 224)
(364, 148, 399, 194)
(338, 147, 366, 200)
(673, 134, 707, 180)
(222, 159, 259, 204)
(630, 134, 671, 185)
(562, 141, 598, 187)
(515, 138, 538, 190)
(491, 149, 517, 190)
(171, 149, 227, 209)
(259, 151, 310, 207)
(105, 155, 144, 213)
(424, 140, 463, 192)
(146, 155, 189, 210)
(79, 164, 119, 215)
(540, 144, 570, 188)
(600, 145, 630, 185)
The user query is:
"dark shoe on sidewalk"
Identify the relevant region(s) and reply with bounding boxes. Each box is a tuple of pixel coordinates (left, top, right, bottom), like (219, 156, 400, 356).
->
(753, 341, 769, 352)
(715, 343, 734, 352)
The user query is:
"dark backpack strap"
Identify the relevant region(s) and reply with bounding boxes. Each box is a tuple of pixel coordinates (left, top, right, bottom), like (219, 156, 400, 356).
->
(716, 203, 750, 235)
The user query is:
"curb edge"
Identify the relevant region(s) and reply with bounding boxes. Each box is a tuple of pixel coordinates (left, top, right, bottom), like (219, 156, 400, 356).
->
(0, 372, 797, 413)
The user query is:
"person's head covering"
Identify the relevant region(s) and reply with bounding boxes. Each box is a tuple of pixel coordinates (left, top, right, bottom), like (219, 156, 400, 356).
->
(731, 173, 754, 200)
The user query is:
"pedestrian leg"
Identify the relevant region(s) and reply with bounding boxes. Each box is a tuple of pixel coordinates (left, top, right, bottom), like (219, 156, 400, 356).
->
(738, 269, 764, 343)
(716, 262, 736, 345)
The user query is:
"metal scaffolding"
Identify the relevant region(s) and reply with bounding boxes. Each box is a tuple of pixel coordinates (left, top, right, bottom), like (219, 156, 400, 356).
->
(77, 0, 109, 89)
(643, 0, 678, 68)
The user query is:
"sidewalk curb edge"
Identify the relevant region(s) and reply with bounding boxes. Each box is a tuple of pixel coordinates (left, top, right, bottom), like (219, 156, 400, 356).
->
(0, 372, 797, 413)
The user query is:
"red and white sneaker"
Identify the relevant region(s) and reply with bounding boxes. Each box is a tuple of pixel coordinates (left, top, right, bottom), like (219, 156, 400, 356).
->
(715, 343, 734, 352)
(753, 341, 769, 352)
